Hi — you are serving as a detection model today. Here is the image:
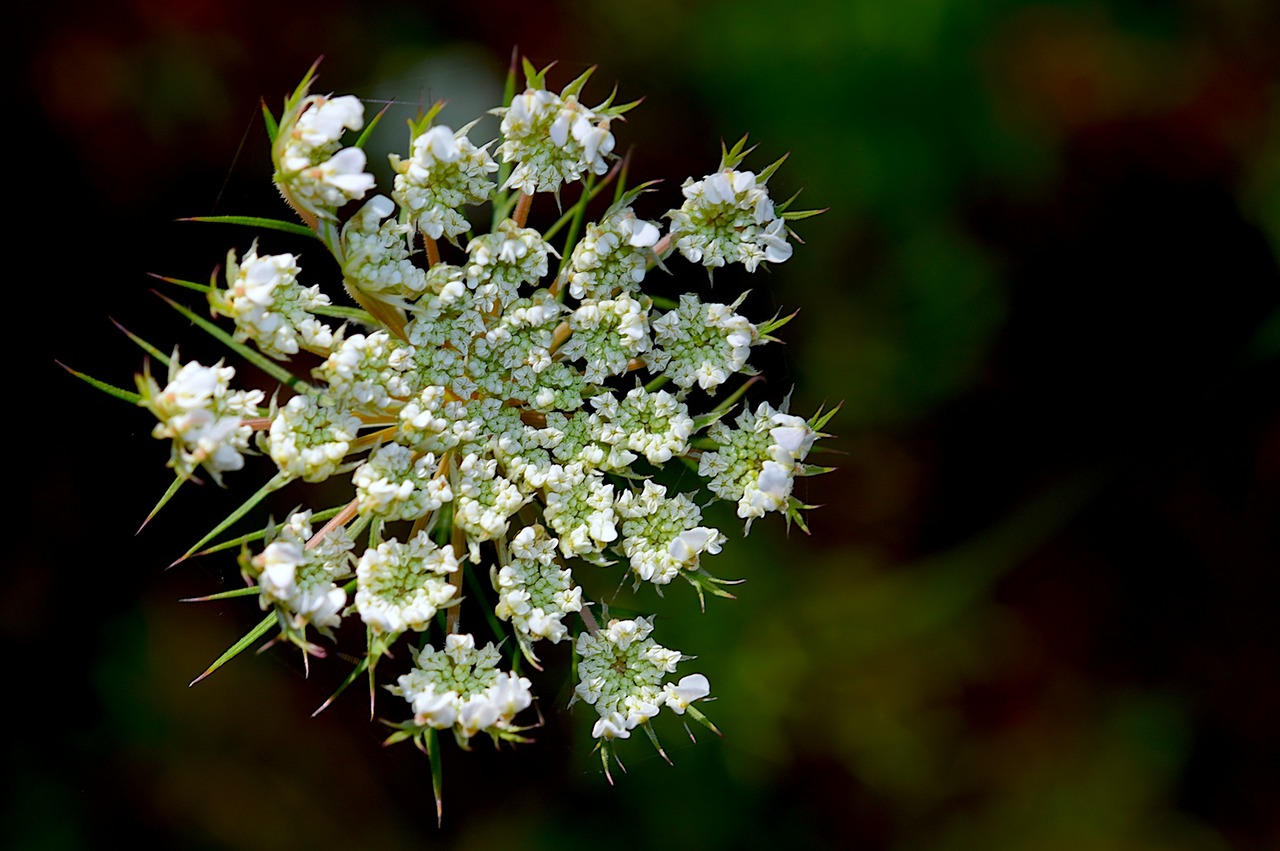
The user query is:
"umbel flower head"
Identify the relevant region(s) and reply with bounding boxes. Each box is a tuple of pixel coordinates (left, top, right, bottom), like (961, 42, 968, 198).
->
(65, 54, 837, 818)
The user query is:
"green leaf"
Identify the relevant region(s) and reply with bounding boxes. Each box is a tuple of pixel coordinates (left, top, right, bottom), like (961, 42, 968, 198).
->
(755, 307, 800, 339)
(607, 178, 661, 216)
(559, 65, 597, 100)
(154, 292, 311, 393)
(642, 722, 672, 765)
(708, 375, 764, 419)
(522, 57, 553, 91)
(110, 318, 174, 366)
(178, 215, 318, 240)
(310, 304, 377, 325)
(756, 150, 790, 184)
(179, 586, 260, 603)
(720, 134, 756, 171)
(188, 612, 275, 686)
(260, 98, 279, 145)
(171, 471, 293, 566)
(311, 653, 370, 717)
(354, 101, 390, 150)
(283, 57, 323, 117)
(138, 474, 185, 532)
(146, 273, 212, 295)
(683, 703, 723, 737)
(405, 100, 448, 142)
(195, 503, 346, 556)
(781, 206, 828, 222)
(809, 401, 843, 433)
(427, 727, 444, 826)
(56, 361, 142, 405)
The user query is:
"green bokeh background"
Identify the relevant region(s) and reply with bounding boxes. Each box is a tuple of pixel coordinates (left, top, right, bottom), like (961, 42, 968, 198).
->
(13, 1, 1278, 848)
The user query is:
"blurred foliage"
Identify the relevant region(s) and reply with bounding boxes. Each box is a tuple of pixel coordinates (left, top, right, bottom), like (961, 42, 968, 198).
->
(12, 0, 1279, 849)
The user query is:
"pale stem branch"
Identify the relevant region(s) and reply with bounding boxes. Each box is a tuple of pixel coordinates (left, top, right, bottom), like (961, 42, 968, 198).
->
(578, 604, 600, 635)
(513, 192, 533, 228)
(307, 497, 359, 550)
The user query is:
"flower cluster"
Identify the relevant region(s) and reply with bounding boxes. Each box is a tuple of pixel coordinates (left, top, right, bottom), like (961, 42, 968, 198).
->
(81, 57, 835, 808)
(574, 616, 711, 742)
(137, 358, 264, 484)
(389, 633, 533, 744)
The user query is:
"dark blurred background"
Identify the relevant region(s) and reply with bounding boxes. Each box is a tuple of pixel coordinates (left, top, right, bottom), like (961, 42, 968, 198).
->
(11, 0, 1279, 848)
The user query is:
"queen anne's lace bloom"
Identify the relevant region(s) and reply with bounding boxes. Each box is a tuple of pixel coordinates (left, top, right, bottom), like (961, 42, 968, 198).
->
(454, 453, 529, 558)
(355, 530, 459, 636)
(275, 94, 375, 219)
(389, 633, 533, 741)
(108, 60, 832, 798)
(243, 511, 356, 648)
(559, 294, 652, 384)
(698, 401, 819, 527)
(575, 616, 708, 738)
(494, 88, 616, 195)
(341, 196, 428, 299)
(465, 218, 553, 309)
(314, 330, 416, 414)
(649, 293, 758, 392)
(544, 463, 618, 560)
(139, 358, 263, 484)
(616, 481, 726, 585)
(668, 168, 793, 272)
(567, 206, 660, 300)
(493, 525, 584, 647)
(267, 394, 361, 482)
(392, 122, 499, 241)
(353, 444, 452, 520)
(210, 244, 335, 359)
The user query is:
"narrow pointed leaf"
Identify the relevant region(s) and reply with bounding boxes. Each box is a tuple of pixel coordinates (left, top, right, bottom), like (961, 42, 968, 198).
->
(809, 401, 843, 432)
(57, 361, 142, 405)
(196, 504, 346, 556)
(172, 471, 292, 566)
(138, 474, 185, 532)
(756, 151, 791, 183)
(154, 292, 311, 392)
(145, 273, 211, 295)
(684, 704, 723, 737)
(354, 101, 390, 150)
(260, 98, 279, 144)
(427, 727, 444, 826)
(189, 612, 274, 686)
(178, 215, 318, 240)
(312, 654, 370, 717)
(179, 586, 260, 603)
(756, 308, 800, 338)
(112, 318, 175, 366)
(642, 722, 672, 765)
(781, 207, 828, 222)
(560, 65, 597, 99)
(310, 304, 377, 325)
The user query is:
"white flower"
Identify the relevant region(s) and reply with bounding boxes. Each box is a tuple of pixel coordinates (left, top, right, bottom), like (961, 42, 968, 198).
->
(355, 530, 459, 636)
(663, 674, 711, 714)
(393, 122, 498, 241)
(139, 357, 262, 484)
(267, 395, 361, 482)
(494, 88, 617, 194)
(575, 616, 696, 739)
(389, 633, 532, 740)
(667, 167, 791, 272)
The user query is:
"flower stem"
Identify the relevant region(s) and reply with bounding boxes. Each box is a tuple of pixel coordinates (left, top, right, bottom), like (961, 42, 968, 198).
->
(513, 192, 533, 228)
